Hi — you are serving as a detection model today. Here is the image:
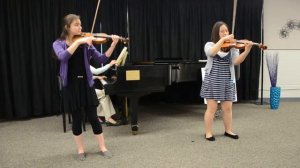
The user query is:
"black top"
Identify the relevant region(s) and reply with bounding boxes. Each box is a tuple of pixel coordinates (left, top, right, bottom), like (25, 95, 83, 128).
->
(68, 45, 85, 78)
(62, 46, 99, 112)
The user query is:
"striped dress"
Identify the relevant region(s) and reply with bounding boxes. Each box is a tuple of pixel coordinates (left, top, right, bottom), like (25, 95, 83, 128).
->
(200, 53, 236, 101)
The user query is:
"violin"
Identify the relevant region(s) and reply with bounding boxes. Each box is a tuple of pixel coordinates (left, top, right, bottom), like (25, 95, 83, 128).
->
(73, 32, 129, 45)
(221, 39, 267, 52)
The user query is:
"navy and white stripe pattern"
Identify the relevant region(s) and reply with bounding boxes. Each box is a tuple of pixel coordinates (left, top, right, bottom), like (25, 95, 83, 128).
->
(200, 53, 236, 101)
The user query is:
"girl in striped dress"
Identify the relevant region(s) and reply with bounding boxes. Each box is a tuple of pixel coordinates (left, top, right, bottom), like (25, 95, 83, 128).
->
(200, 21, 253, 141)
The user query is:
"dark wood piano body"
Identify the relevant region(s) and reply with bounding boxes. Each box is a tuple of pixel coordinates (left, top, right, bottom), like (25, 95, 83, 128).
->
(102, 61, 205, 134)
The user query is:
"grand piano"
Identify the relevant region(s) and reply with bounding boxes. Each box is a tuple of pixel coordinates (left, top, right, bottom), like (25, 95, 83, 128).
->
(102, 60, 205, 135)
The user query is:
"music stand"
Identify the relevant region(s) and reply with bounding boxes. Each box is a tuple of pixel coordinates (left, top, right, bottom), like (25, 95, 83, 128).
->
(116, 47, 128, 66)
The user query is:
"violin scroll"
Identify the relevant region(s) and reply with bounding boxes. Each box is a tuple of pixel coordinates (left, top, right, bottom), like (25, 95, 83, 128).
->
(97, 33, 129, 45)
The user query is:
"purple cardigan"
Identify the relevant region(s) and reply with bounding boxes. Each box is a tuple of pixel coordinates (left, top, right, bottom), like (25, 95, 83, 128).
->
(53, 39, 109, 87)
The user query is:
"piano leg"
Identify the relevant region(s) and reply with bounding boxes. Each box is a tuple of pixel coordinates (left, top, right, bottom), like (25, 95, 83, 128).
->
(123, 97, 130, 125)
(129, 95, 139, 135)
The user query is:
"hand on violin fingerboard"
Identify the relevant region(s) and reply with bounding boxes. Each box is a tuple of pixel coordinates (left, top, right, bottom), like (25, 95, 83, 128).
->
(244, 41, 253, 51)
(110, 35, 120, 45)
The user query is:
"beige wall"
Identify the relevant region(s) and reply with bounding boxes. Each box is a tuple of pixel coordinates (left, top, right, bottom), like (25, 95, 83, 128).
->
(260, 0, 300, 98)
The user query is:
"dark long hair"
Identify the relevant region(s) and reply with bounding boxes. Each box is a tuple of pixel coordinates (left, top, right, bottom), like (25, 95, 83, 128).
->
(59, 14, 80, 40)
(210, 21, 229, 43)
(52, 14, 80, 60)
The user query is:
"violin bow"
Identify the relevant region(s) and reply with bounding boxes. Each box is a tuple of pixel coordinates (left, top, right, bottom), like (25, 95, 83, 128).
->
(232, 0, 237, 35)
(90, 0, 101, 34)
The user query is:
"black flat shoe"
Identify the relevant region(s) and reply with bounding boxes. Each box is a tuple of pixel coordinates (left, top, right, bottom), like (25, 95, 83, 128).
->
(77, 153, 86, 161)
(106, 121, 121, 126)
(205, 134, 215, 141)
(224, 132, 239, 139)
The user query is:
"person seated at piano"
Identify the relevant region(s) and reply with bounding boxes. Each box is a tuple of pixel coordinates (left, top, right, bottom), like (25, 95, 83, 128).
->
(90, 59, 117, 76)
(91, 62, 121, 126)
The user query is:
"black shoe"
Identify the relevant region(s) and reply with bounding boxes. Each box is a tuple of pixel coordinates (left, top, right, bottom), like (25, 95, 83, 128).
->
(132, 125, 139, 135)
(205, 134, 215, 141)
(111, 114, 121, 120)
(224, 132, 239, 139)
(77, 153, 86, 161)
(106, 121, 121, 126)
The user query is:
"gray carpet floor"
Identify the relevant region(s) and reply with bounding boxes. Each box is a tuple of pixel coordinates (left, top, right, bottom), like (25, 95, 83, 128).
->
(1, 101, 300, 168)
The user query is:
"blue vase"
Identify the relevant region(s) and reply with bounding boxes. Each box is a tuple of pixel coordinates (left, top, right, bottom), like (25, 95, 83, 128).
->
(270, 86, 281, 109)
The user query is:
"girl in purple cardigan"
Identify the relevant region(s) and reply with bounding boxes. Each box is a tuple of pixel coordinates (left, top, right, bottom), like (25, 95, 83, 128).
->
(53, 14, 119, 160)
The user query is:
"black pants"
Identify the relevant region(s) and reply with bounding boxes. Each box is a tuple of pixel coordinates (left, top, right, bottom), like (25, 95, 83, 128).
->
(71, 106, 102, 136)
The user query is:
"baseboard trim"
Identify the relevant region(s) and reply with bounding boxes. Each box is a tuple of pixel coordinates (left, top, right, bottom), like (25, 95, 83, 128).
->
(257, 98, 300, 102)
